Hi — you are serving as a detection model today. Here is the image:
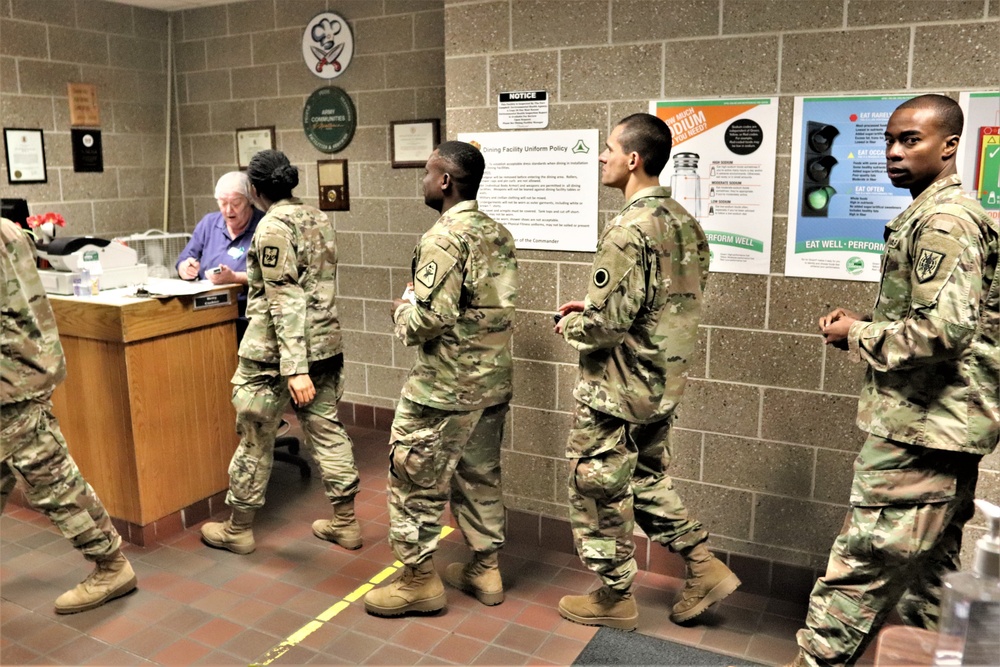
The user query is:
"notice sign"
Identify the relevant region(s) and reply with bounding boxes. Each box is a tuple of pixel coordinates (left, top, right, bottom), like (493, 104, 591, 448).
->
(957, 91, 1000, 221)
(786, 95, 913, 281)
(498, 91, 549, 129)
(457, 129, 599, 252)
(651, 98, 778, 275)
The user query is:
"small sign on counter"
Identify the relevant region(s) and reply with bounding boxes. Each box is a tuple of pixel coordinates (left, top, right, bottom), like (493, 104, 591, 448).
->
(193, 291, 232, 310)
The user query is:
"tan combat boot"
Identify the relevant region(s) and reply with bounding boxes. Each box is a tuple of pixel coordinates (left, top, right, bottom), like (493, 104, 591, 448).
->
(364, 559, 446, 617)
(311, 500, 362, 550)
(558, 585, 639, 631)
(54, 549, 137, 614)
(443, 551, 503, 605)
(670, 543, 741, 623)
(200, 508, 256, 554)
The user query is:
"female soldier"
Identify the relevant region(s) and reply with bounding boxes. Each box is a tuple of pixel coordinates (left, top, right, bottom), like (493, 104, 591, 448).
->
(201, 150, 361, 554)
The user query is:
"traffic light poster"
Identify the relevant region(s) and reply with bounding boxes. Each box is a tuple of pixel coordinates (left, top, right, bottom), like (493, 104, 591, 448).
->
(956, 91, 1000, 222)
(786, 94, 913, 281)
(650, 97, 778, 275)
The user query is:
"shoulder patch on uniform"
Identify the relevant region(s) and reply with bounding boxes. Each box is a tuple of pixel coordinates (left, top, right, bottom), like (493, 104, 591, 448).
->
(262, 246, 280, 268)
(416, 260, 438, 288)
(593, 268, 610, 288)
(914, 248, 944, 283)
(411, 241, 459, 301)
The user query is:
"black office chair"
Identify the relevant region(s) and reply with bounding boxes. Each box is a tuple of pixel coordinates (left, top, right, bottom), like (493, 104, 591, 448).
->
(275, 418, 311, 478)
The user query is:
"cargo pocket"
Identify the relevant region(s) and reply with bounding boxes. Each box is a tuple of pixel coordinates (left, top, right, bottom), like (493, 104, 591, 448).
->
(390, 426, 444, 489)
(573, 447, 631, 501)
(846, 468, 956, 561)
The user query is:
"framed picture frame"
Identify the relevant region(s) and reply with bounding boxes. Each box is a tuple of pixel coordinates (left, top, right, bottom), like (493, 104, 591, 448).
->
(317, 159, 349, 211)
(390, 118, 440, 168)
(4, 128, 47, 184)
(235, 126, 275, 169)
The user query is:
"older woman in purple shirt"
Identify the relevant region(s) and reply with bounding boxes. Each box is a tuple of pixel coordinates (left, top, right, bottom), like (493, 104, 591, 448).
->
(177, 172, 264, 339)
(176, 172, 264, 285)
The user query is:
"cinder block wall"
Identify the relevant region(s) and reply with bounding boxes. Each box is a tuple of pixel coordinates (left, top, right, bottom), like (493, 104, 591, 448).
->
(0, 0, 172, 237)
(169, 0, 447, 417)
(4, 0, 997, 594)
(441, 0, 1000, 591)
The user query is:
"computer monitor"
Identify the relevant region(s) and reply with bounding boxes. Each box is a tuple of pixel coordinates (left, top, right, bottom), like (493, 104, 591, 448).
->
(1, 198, 30, 229)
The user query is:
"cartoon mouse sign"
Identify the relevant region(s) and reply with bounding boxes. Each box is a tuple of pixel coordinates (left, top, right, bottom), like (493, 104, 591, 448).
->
(302, 12, 354, 79)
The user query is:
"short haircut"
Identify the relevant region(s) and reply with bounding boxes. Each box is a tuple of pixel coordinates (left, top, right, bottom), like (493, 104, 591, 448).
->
(896, 94, 964, 137)
(616, 113, 673, 177)
(247, 150, 299, 203)
(435, 141, 486, 199)
(214, 171, 252, 201)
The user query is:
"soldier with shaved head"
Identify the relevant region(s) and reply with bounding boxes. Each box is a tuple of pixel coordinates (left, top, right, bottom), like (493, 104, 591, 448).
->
(789, 94, 1000, 666)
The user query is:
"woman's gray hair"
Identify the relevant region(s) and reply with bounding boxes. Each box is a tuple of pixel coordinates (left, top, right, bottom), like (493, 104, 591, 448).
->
(214, 171, 253, 200)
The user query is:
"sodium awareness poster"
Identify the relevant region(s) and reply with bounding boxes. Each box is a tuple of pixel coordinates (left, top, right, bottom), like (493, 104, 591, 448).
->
(650, 98, 778, 275)
(786, 95, 913, 281)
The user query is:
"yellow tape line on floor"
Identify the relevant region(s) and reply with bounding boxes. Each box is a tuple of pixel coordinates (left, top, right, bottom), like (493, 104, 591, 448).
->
(252, 525, 455, 666)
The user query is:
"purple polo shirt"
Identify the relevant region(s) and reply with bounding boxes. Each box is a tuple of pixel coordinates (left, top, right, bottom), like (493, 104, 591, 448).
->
(176, 208, 264, 279)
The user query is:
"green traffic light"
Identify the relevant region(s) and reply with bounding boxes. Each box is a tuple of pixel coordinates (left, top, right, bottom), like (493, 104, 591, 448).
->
(807, 186, 836, 210)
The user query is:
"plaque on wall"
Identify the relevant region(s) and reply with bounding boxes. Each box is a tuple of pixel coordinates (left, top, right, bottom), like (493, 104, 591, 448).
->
(317, 159, 349, 211)
(68, 83, 100, 127)
(302, 11, 354, 80)
(71, 129, 103, 172)
(302, 86, 356, 153)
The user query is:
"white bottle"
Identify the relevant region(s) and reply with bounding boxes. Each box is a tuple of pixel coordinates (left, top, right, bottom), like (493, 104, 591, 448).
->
(933, 499, 1000, 666)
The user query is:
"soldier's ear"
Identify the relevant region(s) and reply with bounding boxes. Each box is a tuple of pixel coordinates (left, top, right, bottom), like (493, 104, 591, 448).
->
(441, 172, 452, 192)
(942, 134, 960, 159)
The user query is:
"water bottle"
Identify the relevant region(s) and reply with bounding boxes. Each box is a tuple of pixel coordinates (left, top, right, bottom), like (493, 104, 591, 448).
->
(76, 266, 91, 297)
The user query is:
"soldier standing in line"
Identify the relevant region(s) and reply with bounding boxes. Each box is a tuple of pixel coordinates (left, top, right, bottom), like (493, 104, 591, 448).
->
(554, 113, 740, 631)
(1, 217, 137, 614)
(789, 95, 999, 666)
(201, 149, 362, 554)
(364, 141, 517, 617)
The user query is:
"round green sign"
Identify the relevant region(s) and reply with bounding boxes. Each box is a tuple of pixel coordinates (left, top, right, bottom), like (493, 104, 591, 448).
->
(302, 86, 356, 153)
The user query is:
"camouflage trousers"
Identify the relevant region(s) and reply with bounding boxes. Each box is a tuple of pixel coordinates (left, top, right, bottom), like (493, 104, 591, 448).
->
(796, 434, 981, 666)
(226, 355, 359, 511)
(0, 397, 121, 561)
(567, 403, 707, 593)
(387, 397, 508, 566)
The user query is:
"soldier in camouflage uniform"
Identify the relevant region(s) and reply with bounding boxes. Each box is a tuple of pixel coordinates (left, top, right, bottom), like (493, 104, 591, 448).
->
(364, 141, 517, 617)
(1, 218, 137, 614)
(201, 150, 361, 555)
(555, 114, 740, 631)
(789, 95, 1000, 666)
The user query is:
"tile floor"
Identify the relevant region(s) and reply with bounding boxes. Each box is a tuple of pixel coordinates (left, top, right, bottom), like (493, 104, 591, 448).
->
(1, 423, 878, 666)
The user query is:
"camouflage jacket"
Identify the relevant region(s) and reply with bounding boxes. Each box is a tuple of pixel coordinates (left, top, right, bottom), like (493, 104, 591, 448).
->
(394, 200, 517, 411)
(562, 186, 710, 427)
(240, 198, 343, 376)
(1, 218, 66, 407)
(848, 175, 999, 455)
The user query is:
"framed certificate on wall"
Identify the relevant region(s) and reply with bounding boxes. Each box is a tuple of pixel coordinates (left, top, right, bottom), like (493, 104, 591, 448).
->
(4, 128, 47, 184)
(236, 126, 275, 169)
(390, 119, 440, 168)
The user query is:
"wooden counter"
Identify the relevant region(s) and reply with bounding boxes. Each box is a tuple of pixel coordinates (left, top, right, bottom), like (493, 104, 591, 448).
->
(49, 286, 242, 535)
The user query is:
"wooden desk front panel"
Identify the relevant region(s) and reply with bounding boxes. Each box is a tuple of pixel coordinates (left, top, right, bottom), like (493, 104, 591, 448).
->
(53, 321, 240, 524)
(126, 321, 239, 523)
(52, 336, 141, 522)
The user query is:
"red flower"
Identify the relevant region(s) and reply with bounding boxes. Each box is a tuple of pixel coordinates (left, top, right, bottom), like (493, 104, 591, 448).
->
(26, 212, 66, 229)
